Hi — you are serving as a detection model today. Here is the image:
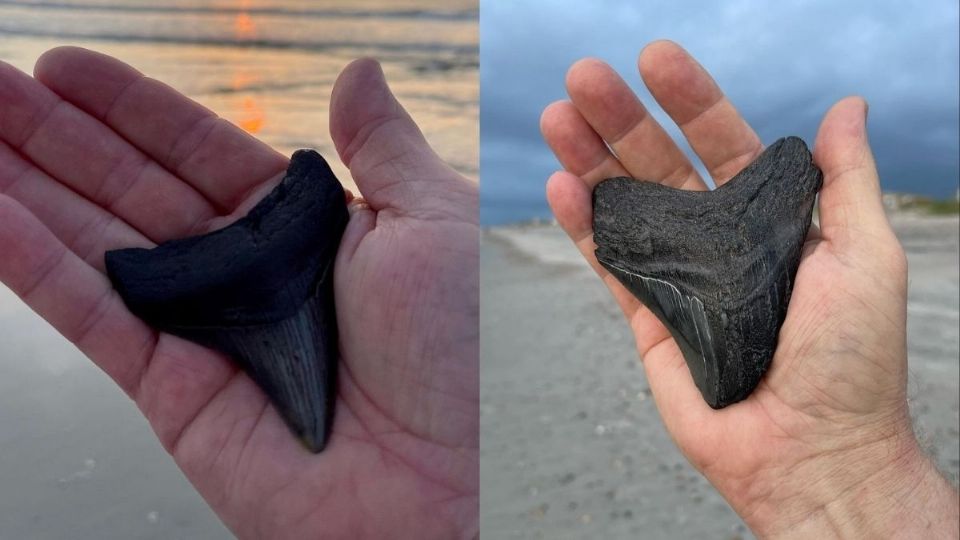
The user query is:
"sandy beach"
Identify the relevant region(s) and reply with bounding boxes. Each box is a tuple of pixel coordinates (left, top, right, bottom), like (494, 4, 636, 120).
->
(480, 214, 960, 539)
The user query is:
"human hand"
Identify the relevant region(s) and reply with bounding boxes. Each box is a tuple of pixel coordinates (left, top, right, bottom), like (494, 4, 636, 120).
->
(0, 48, 477, 539)
(541, 40, 958, 538)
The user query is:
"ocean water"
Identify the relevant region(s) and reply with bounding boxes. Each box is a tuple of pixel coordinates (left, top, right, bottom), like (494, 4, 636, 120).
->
(0, 1, 476, 538)
(0, 0, 479, 188)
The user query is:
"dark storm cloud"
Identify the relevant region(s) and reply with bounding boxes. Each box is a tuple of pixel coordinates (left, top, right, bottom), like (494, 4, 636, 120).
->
(480, 0, 960, 224)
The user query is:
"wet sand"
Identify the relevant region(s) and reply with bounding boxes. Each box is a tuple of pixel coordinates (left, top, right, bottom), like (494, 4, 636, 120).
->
(480, 214, 959, 539)
(0, 283, 231, 538)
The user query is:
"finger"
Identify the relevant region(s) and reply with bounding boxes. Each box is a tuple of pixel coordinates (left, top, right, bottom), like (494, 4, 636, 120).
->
(329, 58, 468, 213)
(0, 60, 217, 242)
(545, 171, 638, 315)
(135, 335, 239, 454)
(0, 194, 155, 397)
(638, 41, 764, 187)
(565, 58, 706, 191)
(0, 142, 150, 271)
(638, 336, 725, 459)
(546, 171, 717, 438)
(813, 96, 891, 243)
(35, 47, 289, 213)
(546, 171, 675, 350)
(540, 100, 629, 186)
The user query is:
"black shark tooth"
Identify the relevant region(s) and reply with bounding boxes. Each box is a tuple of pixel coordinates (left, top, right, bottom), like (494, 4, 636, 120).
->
(593, 137, 822, 408)
(106, 149, 348, 452)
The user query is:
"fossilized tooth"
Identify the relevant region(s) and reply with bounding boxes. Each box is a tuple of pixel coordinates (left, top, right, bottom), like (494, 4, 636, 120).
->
(593, 136, 822, 409)
(105, 150, 348, 452)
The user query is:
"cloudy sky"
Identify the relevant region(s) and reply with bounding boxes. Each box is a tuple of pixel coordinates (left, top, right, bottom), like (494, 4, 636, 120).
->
(480, 0, 960, 224)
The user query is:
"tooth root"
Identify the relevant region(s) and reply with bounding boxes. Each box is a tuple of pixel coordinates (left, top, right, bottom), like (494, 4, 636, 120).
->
(105, 150, 348, 452)
(593, 137, 822, 408)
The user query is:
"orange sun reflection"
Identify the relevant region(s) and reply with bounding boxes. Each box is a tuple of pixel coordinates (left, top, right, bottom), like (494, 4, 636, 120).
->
(231, 70, 265, 134)
(234, 12, 256, 39)
(238, 96, 265, 134)
(231, 71, 258, 90)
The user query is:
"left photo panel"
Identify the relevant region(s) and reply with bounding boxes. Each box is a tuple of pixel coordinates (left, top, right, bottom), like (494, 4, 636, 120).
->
(0, 1, 478, 538)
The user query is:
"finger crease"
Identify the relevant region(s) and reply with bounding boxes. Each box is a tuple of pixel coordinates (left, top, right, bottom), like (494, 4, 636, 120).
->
(168, 115, 219, 180)
(822, 162, 870, 184)
(638, 334, 677, 364)
(0, 162, 35, 195)
(710, 144, 763, 183)
(341, 114, 406, 168)
(220, 164, 286, 216)
(231, 399, 271, 475)
(19, 244, 68, 301)
(98, 156, 151, 217)
(119, 331, 158, 401)
(660, 161, 699, 189)
(607, 107, 651, 147)
(578, 154, 620, 182)
(678, 94, 726, 132)
(101, 75, 146, 123)
(16, 100, 65, 151)
(71, 287, 114, 346)
(72, 211, 118, 267)
(572, 227, 595, 245)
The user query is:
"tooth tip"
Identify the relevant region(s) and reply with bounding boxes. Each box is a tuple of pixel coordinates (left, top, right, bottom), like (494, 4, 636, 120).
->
(300, 432, 329, 454)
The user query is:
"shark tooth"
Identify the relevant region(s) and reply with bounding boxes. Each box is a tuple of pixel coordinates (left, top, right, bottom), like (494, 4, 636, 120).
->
(106, 150, 348, 452)
(593, 137, 822, 408)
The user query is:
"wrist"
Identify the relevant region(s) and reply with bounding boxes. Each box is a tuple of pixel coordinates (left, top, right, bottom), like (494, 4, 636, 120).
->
(742, 419, 959, 538)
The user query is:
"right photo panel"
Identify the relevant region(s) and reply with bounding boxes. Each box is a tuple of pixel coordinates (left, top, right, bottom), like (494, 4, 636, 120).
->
(479, 1, 960, 538)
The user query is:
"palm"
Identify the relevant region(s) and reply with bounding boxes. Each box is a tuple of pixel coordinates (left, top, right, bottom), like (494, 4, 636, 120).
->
(542, 41, 907, 522)
(329, 202, 479, 538)
(0, 49, 477, 538)
(635, 235, 906, 513)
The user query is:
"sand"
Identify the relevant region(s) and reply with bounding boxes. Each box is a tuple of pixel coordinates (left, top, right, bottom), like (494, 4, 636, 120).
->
(0, 283, 231, 538)
(480, 214, 959, 539)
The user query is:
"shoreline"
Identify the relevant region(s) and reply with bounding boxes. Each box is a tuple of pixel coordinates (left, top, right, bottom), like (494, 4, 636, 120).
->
(483, 209, 960, 230)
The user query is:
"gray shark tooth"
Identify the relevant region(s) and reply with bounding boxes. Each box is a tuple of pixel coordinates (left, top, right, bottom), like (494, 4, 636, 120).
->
(593, 136, 822, 409)
(105, 150, 348, 452)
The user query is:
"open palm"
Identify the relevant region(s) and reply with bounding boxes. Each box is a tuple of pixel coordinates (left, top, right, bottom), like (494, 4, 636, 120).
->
(0, 48, 477, 539)
(542, 41, 926, 536)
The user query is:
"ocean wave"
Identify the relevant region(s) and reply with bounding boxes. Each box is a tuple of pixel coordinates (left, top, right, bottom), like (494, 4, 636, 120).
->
(0, 26, 478, 56)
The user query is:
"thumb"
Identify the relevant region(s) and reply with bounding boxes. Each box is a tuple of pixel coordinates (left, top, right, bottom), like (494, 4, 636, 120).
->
(813, 96, 892, 243)
(329, 58, 460, 212)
